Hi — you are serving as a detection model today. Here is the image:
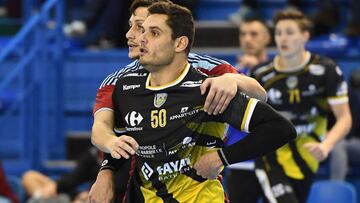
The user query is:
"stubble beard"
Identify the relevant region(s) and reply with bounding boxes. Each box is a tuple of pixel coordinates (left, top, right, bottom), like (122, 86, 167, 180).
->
(140, 52, 175, 73)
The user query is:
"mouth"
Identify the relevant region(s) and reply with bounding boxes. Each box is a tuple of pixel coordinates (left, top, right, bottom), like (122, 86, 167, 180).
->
(139, 47, 148, 56)
(128, 42, 139, 49)
(280, 45, 288, 51)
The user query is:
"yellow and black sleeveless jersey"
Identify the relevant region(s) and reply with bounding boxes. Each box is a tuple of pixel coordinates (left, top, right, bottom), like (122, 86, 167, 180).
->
(111, 64, 258, 203)
(251, 53, 348, 180)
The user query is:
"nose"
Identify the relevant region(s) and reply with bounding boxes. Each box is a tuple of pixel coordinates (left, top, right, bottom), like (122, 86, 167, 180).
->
(126, 27, 134, 40)
(140, 32, 147, 46)
(243, 34, 252, 42)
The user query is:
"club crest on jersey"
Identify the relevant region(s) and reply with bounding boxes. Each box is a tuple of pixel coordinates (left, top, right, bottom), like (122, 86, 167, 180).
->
(286, 76, 298, 89)
(154, 93, 167, 108)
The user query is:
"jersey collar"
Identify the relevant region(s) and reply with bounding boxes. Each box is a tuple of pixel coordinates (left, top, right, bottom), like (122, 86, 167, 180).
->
(274, 51, 311, 73)
(146, 63, 191, 90)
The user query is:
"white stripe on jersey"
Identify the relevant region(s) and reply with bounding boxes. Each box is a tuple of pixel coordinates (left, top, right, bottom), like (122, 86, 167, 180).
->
(328, 96, 349, 105)
(242, 98, 259, 133)
(98, 53, 228, 89)
(255, 169, 278, 203)
(99, 60, 141, 88)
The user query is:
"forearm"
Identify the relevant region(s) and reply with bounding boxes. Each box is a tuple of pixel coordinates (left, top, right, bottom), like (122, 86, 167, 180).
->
(219, 101, 296, 165)
(92, 122, 117, 153)
(323, 103, 352, 150)
(228, 73, 267, 102)
(97, 169, 114, 181)
(323, 114, 352, 150)
(91, 110, 116, 153)
(219, 118, 295, 165)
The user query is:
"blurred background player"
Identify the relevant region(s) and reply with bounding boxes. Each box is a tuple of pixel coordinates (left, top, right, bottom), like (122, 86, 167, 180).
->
(251, 9, 352, 203)
(226, 16, 271, 203)
(330, 68, 360, 181)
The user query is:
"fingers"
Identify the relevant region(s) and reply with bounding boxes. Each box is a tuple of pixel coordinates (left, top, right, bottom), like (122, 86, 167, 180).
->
(206, 89, 223, 115)
(200, 79, 210, 95)
(201, 76, 237, 115)
(195, 167, 218, 180)
(303, 143, 327, 161)
(193, 157, 220, 180)
(212, 93, 227, 115)
(204, 87, 216, 113)
(110, 136, 139, 159)
(219, 96, 232, 114)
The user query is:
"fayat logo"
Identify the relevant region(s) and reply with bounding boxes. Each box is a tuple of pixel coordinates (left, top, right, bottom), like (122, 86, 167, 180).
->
(141, 162, 154, 181)
(140, 157, 192, 181)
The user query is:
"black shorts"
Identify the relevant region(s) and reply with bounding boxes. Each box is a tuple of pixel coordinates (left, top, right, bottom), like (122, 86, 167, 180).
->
(255, 159, 314, 203)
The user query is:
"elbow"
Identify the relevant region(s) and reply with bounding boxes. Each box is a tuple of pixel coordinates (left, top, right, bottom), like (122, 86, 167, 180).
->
(91, 125, 98, 147)
(261, 90, 268, 103)
(277, 118, 297, 143)
(283, 120, 297, 141)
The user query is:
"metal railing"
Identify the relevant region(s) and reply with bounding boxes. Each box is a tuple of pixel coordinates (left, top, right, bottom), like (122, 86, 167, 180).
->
(0, 0, 64, 172)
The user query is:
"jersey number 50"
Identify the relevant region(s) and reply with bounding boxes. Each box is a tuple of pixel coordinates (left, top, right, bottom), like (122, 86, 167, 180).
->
(151, 109, 167, 128)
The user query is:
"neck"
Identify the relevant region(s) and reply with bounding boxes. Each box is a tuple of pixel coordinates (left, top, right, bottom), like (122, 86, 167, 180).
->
(149, 55, 188, 87)
(277, 50, 309, 71)
(257, 50, 268, 63)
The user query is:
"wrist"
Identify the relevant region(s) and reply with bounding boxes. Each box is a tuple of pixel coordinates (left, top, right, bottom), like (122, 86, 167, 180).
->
(217, 149, 229, 166)
(321, 138, 336, 151)
(98, 168, 114, 179)
(213, 152, 224, 168)
(105, 135, 117, 152)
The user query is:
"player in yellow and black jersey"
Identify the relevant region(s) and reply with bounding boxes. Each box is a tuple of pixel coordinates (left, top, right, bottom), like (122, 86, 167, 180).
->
(99, 2, 296, 203)
(250, 9, 352, 203)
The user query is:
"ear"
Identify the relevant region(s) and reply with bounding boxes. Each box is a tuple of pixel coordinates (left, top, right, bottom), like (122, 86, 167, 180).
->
(174, 36, 189, 53)
(302, 31, 310, 42)
(264, 31, 271, 46)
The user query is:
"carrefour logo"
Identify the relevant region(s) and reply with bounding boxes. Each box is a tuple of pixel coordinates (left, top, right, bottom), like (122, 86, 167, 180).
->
(125, 111, 143, 127)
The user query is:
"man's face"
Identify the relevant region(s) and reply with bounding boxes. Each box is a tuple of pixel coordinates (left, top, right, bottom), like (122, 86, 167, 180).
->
(125, 7, 149, 59)
(275, 20, 308, 58)
(138, 14, 176, 70)
(239, 21, 270, 56)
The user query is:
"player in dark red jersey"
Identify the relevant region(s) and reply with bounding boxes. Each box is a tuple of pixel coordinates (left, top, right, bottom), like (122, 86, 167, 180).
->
(89, 1, 267, 202)
(91, 2, 295, 202)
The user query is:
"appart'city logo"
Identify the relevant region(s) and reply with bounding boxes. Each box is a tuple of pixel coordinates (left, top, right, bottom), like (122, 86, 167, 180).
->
(125, 111, 143, 127)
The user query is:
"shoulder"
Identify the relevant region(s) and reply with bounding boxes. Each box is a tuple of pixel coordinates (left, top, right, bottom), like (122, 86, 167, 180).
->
(188, 52, 229, 70)
(251, 61, 274, 77)
(116, 68, 148, 84)
(99, 60, 142, 88)
(309, 54, 342, 76)
(312, 54, 337, 67)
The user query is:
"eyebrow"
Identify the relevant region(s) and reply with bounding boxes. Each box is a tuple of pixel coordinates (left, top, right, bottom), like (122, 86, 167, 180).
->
(148, 26, 162, 32)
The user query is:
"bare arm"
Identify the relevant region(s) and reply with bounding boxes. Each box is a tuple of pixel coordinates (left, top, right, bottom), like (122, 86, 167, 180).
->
(230, 73, 267, 102)
(91, 110, 117, 153)
(91, 111, 138, 159)
(88, 169, 114, 203)
(200, 73, 267, 115)
(304, 102, 352, 161)
(22, 171, 57, 198)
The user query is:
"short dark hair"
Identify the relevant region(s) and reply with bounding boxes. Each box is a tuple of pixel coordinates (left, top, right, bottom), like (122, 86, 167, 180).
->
(148, 2, 195, 54)
(243, 16, 268, 27)
(273, 9, 313, 32)
(129, 0, 172, 15)
(242, 17, 270, 34)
